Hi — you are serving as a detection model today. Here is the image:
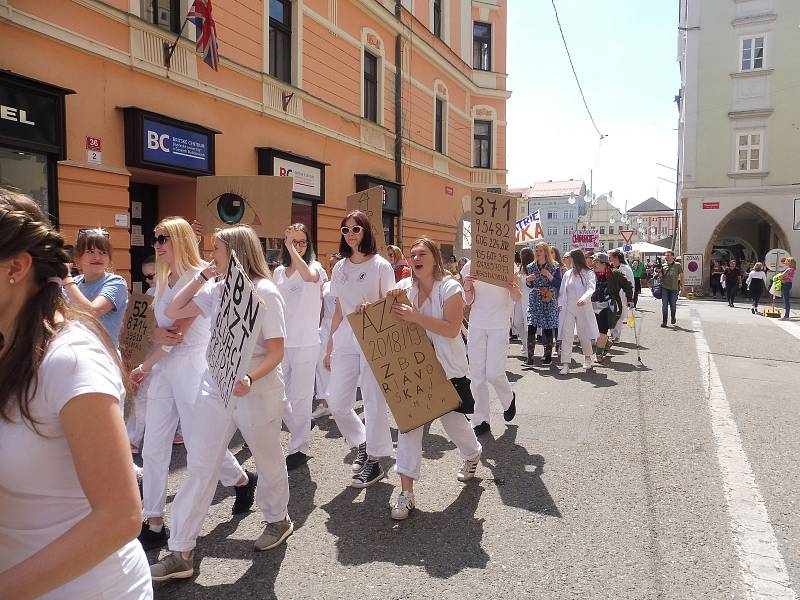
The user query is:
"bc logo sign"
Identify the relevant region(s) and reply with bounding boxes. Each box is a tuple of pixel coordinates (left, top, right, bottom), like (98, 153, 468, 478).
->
(142, 118, 210, 171)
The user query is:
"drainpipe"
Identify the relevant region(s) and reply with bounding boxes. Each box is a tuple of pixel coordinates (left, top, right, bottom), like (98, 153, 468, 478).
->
(395, 0, 404, 247)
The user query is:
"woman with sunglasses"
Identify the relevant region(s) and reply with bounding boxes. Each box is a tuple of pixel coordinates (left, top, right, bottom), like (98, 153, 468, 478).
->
(131, 218, 253, 551)
(273, 224, 325, 471)
(324, 211, 395, 488)
(62, 228, 128, 348)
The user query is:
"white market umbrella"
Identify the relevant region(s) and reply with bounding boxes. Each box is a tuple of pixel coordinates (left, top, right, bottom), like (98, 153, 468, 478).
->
(611, 241, 670, 255)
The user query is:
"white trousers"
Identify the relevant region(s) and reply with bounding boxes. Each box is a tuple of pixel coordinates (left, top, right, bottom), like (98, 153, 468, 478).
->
(396, 412, 482, 480)
(314, 330, 332, 400)
(327, 345, 393, 458)
(126, 378, 149, 449)
(468, 327, 514, 426)
(559, 309, 593, 364)
(168, 364, 289, 552)
(141, 348, 245, 520)
(282, 343, 320, 455)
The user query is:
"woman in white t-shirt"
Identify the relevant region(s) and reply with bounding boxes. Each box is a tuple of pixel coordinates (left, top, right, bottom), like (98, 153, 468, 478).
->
(0, 190, 151, 599)
(313, 252, 342, 419)
(324, 210, 396, 488)
(130, 218, 251, 552)
(273, 224, 324, 471)
(388, 238, 482, 520)
(146, 225, 291, 582)
(460, 260, 522, 436)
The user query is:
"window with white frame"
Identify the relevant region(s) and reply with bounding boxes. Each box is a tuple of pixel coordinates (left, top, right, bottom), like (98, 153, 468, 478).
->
(562, 241, 569, 252)
(736, 132, 762, 171)
(364, 50, 379, 123)
(608, 226, 614, 234)
(563, 226, 569, 235)
(473, 22, 491, 71)
(563, 210, 572, 219)
(740, 35, 765, 71)
(599, 226, 605, 234)
(269, 0, 292, 83)
(473, 120, 492, 168)
(546, 211, 554, 219)
(435, 97, 446, 153)
(433, 0, 442, 39)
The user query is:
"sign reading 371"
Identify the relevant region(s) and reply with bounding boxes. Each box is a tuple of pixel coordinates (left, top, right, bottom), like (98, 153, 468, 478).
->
(470, 190, 516, 286)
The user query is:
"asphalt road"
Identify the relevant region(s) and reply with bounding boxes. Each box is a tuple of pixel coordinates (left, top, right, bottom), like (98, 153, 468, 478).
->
(145, 291, 800, 599)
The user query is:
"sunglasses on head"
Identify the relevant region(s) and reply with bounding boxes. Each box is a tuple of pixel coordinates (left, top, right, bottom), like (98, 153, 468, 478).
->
(78, 227, 109, 238)
(153, 234, 171, 246)
(341, 226, 363, 235)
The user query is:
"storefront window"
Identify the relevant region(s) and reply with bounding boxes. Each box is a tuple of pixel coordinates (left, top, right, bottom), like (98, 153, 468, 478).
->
(0, 148, 49, 216)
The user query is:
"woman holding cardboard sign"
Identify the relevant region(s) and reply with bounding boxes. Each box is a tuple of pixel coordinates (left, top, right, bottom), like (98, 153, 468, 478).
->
(147, 225, 292, 582)
(387, 238, 482, 520)
(273, 224, 324, 471)
(324, 210, 396, 489)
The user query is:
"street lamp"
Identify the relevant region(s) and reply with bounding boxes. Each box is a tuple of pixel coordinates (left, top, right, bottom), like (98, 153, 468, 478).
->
(568, 194, 576, 205)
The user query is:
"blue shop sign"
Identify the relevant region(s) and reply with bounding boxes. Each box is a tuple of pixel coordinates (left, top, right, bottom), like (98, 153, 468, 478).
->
(142, 118, 209, 171)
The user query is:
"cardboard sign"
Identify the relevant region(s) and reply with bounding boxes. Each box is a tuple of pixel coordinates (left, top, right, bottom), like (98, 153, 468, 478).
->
(515, 210, 543, 244)
(196, 176, 292, 239)
(206, 251, 268, 410)
(683, 253, 703, 287)
(119, 293, 156, 371)
(470, 190, 515, 286)
(346, 186, 387, 256)
(347, 293, 461, 433)
(572, 227, 599, 250)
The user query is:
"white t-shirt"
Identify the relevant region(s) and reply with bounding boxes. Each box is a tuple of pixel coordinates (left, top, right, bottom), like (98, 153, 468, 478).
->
(330, 255, 395, 344)
(0, 324, 151, 599)
(152, 269, 211, 349)
(460, 260, 514, 330)
(320, 281, 336, 337)
(397, 277, 469, 380)
(272, 262, 323, 348)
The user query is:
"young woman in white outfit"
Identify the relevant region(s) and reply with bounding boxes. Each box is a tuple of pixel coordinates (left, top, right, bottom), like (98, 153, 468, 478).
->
(324, 210, 396, 488)
(130, 217, 253, 551)
(273, 224, 324, 470)
(0, 190, 151, 599)
(313, 252, 342, 419)
(147, 225, 292, 581)
(388, 238, 483, 520)
(460, 260, 522, 436)
(557, 249, 599, 375)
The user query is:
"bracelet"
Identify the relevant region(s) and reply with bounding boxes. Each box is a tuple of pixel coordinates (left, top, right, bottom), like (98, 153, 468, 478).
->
(136, 363, 151, 374)
(243, 374, 252, 385)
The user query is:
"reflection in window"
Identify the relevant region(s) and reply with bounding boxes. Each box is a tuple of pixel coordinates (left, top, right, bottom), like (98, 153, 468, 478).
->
(0, 148, 49, 217)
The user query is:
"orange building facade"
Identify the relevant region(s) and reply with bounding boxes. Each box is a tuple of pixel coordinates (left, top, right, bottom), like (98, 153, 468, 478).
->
(0, 0, 509, 289)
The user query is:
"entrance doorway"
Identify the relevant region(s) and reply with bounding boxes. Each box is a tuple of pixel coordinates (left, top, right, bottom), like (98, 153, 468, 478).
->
(129, 183, 159, 293)
(705, 202, 789, 270)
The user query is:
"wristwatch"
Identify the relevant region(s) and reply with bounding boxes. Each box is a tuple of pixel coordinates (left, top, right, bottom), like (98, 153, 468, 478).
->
(243, 374, 252, 386)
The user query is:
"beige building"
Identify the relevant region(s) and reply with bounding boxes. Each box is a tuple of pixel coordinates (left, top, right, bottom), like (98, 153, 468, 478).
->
(678, 0, 799, 294)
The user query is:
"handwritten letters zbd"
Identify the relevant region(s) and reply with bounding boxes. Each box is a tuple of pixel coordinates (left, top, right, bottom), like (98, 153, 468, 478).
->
(347, 293, 461, 433)
(206, 251, 267, 410)
(470, 190, 516, 286)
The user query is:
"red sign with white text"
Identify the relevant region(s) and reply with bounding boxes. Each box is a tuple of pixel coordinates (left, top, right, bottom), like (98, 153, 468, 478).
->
(702, 202, 720, 209)
(85, 136, 101, 151)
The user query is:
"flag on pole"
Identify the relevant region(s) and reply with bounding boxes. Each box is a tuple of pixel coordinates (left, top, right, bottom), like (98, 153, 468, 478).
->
(188, 0, 219, 71)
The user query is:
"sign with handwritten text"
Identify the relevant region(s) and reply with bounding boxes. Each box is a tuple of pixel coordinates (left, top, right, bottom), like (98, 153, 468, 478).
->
(470, 190, 516, 286)
(120, 293, 156, 371)
(346, 186, 387, 257)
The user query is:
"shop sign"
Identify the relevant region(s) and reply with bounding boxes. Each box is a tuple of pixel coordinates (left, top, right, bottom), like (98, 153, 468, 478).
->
(702, 202, 720, 210)
(274, 156, 322, 198)
(0, 73, 69, 156)
(143, 118, 210, 171)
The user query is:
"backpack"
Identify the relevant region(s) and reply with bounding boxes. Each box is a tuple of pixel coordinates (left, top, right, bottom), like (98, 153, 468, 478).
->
(651, 276, 663, 299)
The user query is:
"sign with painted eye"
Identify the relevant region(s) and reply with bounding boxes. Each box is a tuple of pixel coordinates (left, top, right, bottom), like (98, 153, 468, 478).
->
(195, 176, 292, 238)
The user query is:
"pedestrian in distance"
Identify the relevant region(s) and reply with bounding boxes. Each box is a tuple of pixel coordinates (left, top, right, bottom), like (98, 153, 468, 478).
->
(629, 257, 644, 308)
(387, 244, 411, 283)
(709, 258, 724, 299)
(517, 246, 536, 361)
(460, 257, 522, 436)
(524, 241, 561, 366)
(512, 249, 530, 343)
(590, 253, 633, 363)
(746, 262, 767, 314)
(660, 250, 684, 327)
(0, 189, 152, 599)
(324, 211, 396, 488)
(609, 249, 635, 343)
(557, 249, 599, 375)
(721, 259, 742, 308)
(387, 238, 483, 521)
(740, 261, 752, 300)
(778, 256, 796, 319)
(273, 224, 325, 471)
(313, 252, 343, 420)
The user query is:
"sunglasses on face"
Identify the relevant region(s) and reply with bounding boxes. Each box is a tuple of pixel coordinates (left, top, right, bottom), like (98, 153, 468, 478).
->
(78, 227, 109, 238)
(292, 240, 308, 247)
(153, 234, 171, 246)
(341, 226, 363, 235)
(144, 273, 155, 281)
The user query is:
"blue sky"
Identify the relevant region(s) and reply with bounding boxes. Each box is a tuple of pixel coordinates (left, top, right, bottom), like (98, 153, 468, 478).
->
(506, 0, 681, 210)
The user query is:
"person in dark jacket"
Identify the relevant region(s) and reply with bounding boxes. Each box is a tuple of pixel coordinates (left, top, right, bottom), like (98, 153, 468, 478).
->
(591, 253, 633, 362)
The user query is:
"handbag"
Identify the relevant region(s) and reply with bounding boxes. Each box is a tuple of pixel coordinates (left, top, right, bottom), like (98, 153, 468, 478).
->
(651, 276, 663, 299)
(450, 376, 474, 414)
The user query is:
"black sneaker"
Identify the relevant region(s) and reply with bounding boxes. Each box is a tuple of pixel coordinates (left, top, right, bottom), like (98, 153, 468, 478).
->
(137, 522, 168, 551)
(351, 442, 368, 473)
(349, 460, 385, 488)
(232, 470, 258, 515)
(524, 357, 535, 366)
(503, 392, 516, 422)
(473, 421, 490, 436)
(660, 322, 667, 328)
(671, 317, 676, 325)
(285, 451, 309, 471)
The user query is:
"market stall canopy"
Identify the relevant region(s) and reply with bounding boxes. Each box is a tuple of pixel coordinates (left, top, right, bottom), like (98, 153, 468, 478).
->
(611, 241, 671, 255)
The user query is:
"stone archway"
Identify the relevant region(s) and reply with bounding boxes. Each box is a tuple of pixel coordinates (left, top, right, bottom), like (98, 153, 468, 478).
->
(703, 202, 790, 269)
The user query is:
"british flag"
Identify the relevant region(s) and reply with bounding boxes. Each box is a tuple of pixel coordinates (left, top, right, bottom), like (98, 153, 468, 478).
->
(188, 0, 219, 71)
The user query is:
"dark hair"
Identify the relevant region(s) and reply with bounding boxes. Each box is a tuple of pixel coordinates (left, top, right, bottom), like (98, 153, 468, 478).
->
(0, 189, 126, 428)
(279, 223, 317, 268)
(569, 248, 589, 283)
(76, 229, 113, 257)
(142, 255, 156, 266)
(339, 210, 376, 258)
(519, 247, 534, 274)
(609, 249, 624, 263)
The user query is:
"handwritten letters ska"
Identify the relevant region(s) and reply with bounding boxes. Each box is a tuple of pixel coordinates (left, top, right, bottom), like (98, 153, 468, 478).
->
(347, 293, 461, 433)
(206, 251, 267, 410)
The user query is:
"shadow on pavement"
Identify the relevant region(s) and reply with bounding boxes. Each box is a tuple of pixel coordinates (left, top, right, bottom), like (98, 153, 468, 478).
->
(480, 425, 561, 517)
(320, 482, 489, 578)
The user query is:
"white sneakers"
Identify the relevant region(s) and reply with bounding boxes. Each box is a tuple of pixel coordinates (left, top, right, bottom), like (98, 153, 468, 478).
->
(391, 491, 415, 520)
(584, 356, 594, 370)
(457, 457, 480, 482)
(311, 404, 330, 419)
(559, 363, 570, 375)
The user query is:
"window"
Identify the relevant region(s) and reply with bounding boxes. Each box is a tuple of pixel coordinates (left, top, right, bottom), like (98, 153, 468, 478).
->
(364, 51, 379, 123)
(433, 0, 442, 39)
(662, 226, 668, 236)
(142, 0, 182, 34)
(563, 210, 571, 219)
(473, 120, 492, 168)
(435, 97, 445, 153)
(269, 0, 292, 83)
(600, 226, 606, 234)
(608, 226, 614, 234)
(741, 36, 765, 71)
(563, 226, 569, 235)
(0, 148, 50, 217)
(473, 22, 491, 71)
(737, 132, 761, 171)
(355, 175, 400, 246)
(546, 211, 554, 219)
(562, 241, 569, 252)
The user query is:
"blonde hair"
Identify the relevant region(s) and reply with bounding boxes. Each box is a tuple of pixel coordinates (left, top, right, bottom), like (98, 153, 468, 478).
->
(754, 262, 764, 272)
(387, 244, 405, 262)
(535, 240, 556, 268)
(409, 238, 446, 282)
(783, 257, 797, 269)
(154, 217, 204, 301)
(215, 225, 272, 281)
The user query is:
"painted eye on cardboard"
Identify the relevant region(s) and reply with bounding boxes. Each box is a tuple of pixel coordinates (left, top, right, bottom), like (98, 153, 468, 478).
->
(204, 192, 264, 231)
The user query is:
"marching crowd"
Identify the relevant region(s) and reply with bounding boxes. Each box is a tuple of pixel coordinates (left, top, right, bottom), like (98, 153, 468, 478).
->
(1, 184, 753, 599)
